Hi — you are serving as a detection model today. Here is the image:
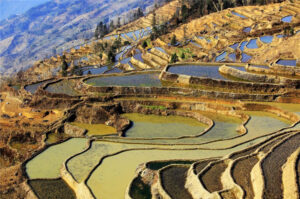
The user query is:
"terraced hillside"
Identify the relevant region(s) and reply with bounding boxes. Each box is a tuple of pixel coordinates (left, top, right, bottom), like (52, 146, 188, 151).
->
(0, 0, 300, 198)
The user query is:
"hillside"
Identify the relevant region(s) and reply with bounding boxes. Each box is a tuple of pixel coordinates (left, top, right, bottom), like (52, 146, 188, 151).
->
(0, 0, 155, 76)
(0, 0, 49, 21)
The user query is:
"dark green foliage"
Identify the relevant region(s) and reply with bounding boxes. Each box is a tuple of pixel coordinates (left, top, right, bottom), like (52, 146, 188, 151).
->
(94, 21, 109, 39)
(61, 70, 68, 77)
(171, 35, 177, 46)
(142, 40, 148, 49)
(61, 60, 68, 72)
(29, 179, 76, 199)
(181, 4, 189, 22)
(181, 52, 185, 59)
(129, 176, 152, 199)
(170, 53, 179, 63)
(112, 37, 122, 50)
(107, 50, 115, 63)
(124, 41, 131, 45)
(147, 160, 195, 170)
(74, 68, 83, 76)
(150, 22, 170, 41)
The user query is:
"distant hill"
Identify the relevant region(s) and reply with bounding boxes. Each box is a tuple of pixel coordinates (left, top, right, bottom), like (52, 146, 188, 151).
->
(0, 0, 50, 21)
(0, 0, 155, 76)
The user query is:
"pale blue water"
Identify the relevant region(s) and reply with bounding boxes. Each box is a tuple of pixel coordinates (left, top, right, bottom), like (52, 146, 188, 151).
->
(246, 39, 258, 49)
(251, 65, 269, 69)
(276, 59, 296, 66)
(85, 73, 162, 87)
(260, 36, 273, 43)
(277, 34, 286, 38)
(228, 66, 246, 72)
(241, 53, 252, 62)
(281, 16, 292, 23)
(191, 41, 202, 48)
(133, 53, 144, 63)
(230, 43, 239, 50)
(239, 41, 248, 51)
(243, 27, 251, 33)
(104, 68, 122, 74)
(155, 47, 167, 53)
(216, 52, 227, 62)
(228, 53, 236, 61)
(25, 80, 52, 94)
(232, 11, 247, 19)
(120, 57, 131, 64)
(167, 65, 227, 80)
(127, 32, 136, 41)
(83, 66, 108, 75)
(134, 30, 140, 40)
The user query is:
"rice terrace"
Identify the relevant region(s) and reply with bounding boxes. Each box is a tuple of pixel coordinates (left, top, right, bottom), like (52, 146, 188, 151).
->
(0, 0, 300, 198)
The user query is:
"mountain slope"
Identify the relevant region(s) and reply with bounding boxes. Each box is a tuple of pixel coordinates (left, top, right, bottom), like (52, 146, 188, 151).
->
(0, 0, 154, 76)
(0, 0, 49, 21)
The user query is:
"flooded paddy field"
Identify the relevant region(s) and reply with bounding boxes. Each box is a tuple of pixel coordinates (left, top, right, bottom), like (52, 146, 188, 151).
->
(25, 80, 53, 94)
(26, 138, 88, 179)
(45, 80, 80, 96)
(167, 65, 228, 80)
(71, 122, 117, 136)
(84, 73, 162, 87)
(122, 113, 207, 138)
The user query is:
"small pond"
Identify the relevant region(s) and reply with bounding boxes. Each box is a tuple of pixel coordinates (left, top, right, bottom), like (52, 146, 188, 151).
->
(45, 80, 80, 96)
(26, 138, 88, 179)
(241, 53, 252, 62)
(216, 52, 227, 62)
(167, 65, 227, 80)
(25, 80, 53, 94)
(191, 41, 202, 48)
(228, 53, 236, 61)
(85, 73, 162, 87)
(251, 65, 269, 69)
(104, 67, 122, 74)
(246, 39, 258, 49)
(239, 41, 247, 51)
(260, 36, 273, 43)
(281, 15, 292, 23)
(231, 11, 247, 19)
(230, 43, 239, 50)
(277, 34, 286, 38)
(243, 27, 251, 33)
(154, 47, 167, 53)
(133, 53, 144, 62)
(276, 59, 296, 66)
(122, 113, 207, 138)
(83, 66, 108, 75)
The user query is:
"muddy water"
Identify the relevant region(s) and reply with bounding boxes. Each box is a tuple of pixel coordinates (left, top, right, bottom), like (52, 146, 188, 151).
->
(86, 136, 269, 199)
(122, 113, 207, 138)
(201, 112, 291, 149)
(25, 80, 52, 94)
(168, 65, 227, 80)
(103, 113, 241, 145)
(26, 138, 88, 179)
(67, 141, 127, 182)
(71, 122, 117, 136)
(45, 80, 80, 96)
(85, 73, 162, 87)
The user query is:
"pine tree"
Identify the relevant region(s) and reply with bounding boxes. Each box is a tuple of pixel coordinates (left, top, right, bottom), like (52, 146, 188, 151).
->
(171, 53, 179, 63)
(171, 35, 177, 46)
(142, 40, 148, 49)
